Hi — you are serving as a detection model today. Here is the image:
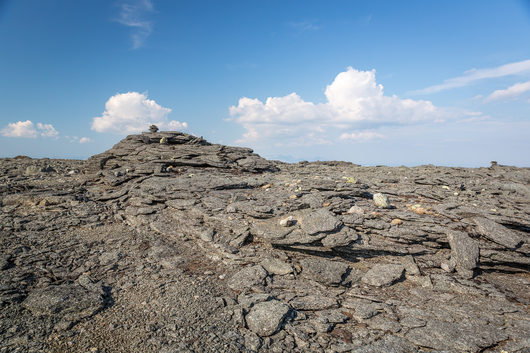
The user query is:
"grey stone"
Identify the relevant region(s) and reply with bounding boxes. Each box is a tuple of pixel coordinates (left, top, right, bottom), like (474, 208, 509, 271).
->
(300, 209, 342, 235)
(406, 319, 508, 352)
(237, 293, 272, 310)
(341, 298, 382, 320)
(260, 258, 293, 275)
(227, 265, 268, 291)
(447, 230, 479, 279)
(400, 255, 421, 276)
(199, 228, 215, 242)
(361, 264, 405, 287)
(473, 217, 523, 249)
(321, 227, 358, 247)
(244, 332, 263, 351)
(300, 258, 350, 286)
(245, 300, 290, 337)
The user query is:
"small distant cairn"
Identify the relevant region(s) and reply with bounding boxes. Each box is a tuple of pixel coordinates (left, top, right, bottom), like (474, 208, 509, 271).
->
(490, 161, 498, 168)
(149, 125, 159, 133)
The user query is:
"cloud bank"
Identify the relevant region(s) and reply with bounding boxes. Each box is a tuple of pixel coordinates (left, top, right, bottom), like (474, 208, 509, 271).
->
(117, 0, 154, 49)
(229, 67, 450, 146)
(485, 80, 530, 102)
(1, 120, 59, 138)
(92, 92, 187, 134)
(413, 59, 530, 95)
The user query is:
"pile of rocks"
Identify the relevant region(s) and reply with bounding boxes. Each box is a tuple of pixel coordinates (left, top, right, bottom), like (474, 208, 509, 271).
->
(1, 130, 528, 352)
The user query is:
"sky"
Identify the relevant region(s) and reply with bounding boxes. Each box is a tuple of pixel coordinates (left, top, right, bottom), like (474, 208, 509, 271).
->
(1, 0, 530, 167)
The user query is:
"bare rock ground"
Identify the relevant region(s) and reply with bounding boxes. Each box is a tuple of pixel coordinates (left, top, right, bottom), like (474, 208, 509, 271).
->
(1, 131, 529, 352)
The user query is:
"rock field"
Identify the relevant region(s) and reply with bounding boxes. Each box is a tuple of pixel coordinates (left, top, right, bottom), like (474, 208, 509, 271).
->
(1, 130, 529, 352)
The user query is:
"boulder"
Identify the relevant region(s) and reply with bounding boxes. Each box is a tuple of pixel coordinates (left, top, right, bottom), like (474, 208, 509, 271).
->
(245, 300, 290, 337)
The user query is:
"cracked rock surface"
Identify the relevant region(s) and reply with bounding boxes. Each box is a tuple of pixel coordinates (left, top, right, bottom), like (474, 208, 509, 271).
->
(1, 131, 529, 352)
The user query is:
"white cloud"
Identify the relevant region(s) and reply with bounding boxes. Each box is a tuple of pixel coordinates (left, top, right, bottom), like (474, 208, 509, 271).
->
(339, 131, 384, 141)
(1, 120, 37, 138)
(117, 0, 154, 49)
(1, 120, 59, 138)
(229, 67, 452, 146)
(36, 123, 59, 138)
(412, 59, 530, 95)
(485, 80, 530, 102)
(79, 137, 92, 144)
(92, 92, 188, 134)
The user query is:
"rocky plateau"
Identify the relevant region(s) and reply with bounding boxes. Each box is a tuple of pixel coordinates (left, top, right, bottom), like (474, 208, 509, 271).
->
(1, 130, 529, 352)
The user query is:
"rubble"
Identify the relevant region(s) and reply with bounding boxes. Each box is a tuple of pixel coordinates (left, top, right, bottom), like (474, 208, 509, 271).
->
(0, 130, 528, 352)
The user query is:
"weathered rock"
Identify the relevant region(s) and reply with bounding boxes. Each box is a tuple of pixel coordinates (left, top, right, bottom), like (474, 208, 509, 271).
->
(300, 209, 342, 235)
(447, 230, 479, 279)
(472, 217, 523, 249)
(361, 264, 405, 287)
(300, 258, 350, 286)
(260, 258, 293, 275)
(321, 227, 358, 247)
(373, 193, 391, 208)
(2, 131, 529, 353)
(400, 255, 421, 276)
(245, 300, 290, 337)
(227, 265, 268, 291)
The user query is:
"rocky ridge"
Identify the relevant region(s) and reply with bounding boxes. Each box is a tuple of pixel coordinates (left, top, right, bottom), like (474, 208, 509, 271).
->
(1, 130, 529, 352)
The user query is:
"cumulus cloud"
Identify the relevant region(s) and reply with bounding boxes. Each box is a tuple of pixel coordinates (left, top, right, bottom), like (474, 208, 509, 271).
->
(412, 59, 530, 95)
(1, 120, 59, 138)
(485, 80, 530, 102)
(117, 0, 154, 49)
(92, 92, 188, 134)
(36, 123, 59, 138)
(79, 137, 92, 144)
(229, 67, 450, 146)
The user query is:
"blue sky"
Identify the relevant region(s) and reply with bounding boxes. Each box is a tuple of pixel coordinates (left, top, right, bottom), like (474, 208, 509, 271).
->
(1, 0, 529, 166)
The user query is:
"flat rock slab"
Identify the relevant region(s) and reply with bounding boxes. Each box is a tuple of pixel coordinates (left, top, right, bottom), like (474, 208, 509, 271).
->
(300, 209, 342, 235)
(361, 264, 405, 287)
(447, 230, 479, 279)
(300, 258, 350, 286)
(227, 265, 268, 292)
(405, 319, 508, 352)
(23, 284, 104, 326)
(473, 217, 523, 249)
(260, 258, 293, 275)
(321, 227, 359, 247)
(245, 300, 290, 337)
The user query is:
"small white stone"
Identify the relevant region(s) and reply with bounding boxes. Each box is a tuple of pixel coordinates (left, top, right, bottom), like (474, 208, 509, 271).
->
(347, 205, 364, 215)
(279, 216, 294, 227)
(373, 193, 391, 209)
